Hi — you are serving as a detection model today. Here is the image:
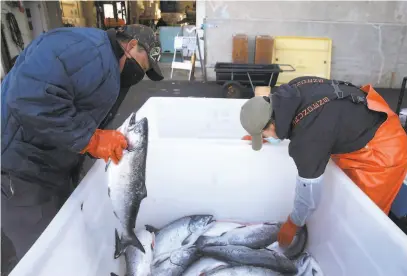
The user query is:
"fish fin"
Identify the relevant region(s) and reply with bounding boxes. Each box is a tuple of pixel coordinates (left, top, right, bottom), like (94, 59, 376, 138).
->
(203, 264, 230, 275)
(130, 234, 146, 254)
(264, 247, 277, 253)
(110, 273, 119, 276)
(152, 253, 170, 267)
(181, 233, 193, 245)
(194, 235, 208, 249)
(114, 229, 145, 259)
(312, 268, 318, 275)
(80, 202, 84, 211)
(107, 187, 111, 198)
(114, 229, 122, 259)
(145, 224, 159, 233)
(220, 225, 244, 236)
(218, 231, 227, 236)
(151, 232, 155, 248)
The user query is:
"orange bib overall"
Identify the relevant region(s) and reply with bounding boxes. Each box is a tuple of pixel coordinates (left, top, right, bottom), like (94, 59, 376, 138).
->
(331, 85, 407, 214)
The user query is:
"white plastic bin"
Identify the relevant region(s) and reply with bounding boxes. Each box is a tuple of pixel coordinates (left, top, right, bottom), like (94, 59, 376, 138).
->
(10, 98, 407, 276)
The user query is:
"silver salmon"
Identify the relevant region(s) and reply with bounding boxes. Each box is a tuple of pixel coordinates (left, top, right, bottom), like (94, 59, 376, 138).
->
(195, 223, 281, 249)
(182, 257, 230, 276)
(201, 221, 244, 237)
(107, 113, 149, 257)
(204, 265, 283, 276)
(200, 245, 298, 274)
(151, 245, 200, 276)
(292, 252, 312, 276)
(124, 229, 154, 276)
(293, 252, 324, 276)
(146, 215, 214, 258)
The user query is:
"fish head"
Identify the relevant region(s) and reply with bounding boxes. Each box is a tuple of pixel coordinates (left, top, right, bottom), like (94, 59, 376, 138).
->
(294, 252, 312, 272)
(309, 256, 324, 275)
(118, 113, 149, 152)
(189, 215, 215, 233)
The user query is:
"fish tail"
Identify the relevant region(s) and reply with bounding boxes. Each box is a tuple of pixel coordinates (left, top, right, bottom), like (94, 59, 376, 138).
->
(145, 224, 159, 233)
(114, 229, 146, 258)
(129, 234, 146, 254)
(181, 233, 194, 245)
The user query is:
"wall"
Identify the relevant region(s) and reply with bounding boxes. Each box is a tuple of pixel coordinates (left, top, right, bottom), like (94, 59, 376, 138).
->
(24, 2, 48, 38)
(204, 1, 407, 88)
(45, 1, 63, 29)
(60, 0, 95, 27)
(196, 0, 205, 62)
(23, 1, 63, 39)
(1, 4, 33, 59)
(177, 1, 195, 13)
(80, 1, 96, 27)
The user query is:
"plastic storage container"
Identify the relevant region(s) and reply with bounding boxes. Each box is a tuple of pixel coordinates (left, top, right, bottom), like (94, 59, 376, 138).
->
(10, 98, 407, 276)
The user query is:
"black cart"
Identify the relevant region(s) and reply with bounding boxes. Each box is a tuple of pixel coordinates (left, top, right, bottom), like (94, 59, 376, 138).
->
(214, 62, 295, 98)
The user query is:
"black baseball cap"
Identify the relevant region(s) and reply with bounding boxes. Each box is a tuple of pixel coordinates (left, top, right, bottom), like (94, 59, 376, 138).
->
(118, 24, 164, 81)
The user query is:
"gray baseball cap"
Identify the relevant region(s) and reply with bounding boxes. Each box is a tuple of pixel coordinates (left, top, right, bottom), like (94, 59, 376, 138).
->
(119, 24, 163, 81)
(240, 96, 273, 151)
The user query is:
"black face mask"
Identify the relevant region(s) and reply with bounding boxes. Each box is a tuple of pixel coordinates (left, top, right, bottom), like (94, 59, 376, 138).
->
(120, 57, 145, 88)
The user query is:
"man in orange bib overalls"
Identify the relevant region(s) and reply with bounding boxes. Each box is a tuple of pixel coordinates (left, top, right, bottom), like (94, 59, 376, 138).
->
(240, 76, 407, 247)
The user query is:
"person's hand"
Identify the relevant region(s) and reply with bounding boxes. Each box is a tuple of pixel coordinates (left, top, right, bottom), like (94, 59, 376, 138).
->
(241, 135, 268, 143)
(277, 216, 298, 247)
(81, 129, 128, 164)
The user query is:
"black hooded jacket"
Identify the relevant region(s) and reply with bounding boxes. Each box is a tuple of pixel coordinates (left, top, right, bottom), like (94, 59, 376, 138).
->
(271, 77, 386, 179)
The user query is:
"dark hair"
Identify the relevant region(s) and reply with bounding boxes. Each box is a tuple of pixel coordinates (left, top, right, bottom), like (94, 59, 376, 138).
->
(263, 118, 273, 131)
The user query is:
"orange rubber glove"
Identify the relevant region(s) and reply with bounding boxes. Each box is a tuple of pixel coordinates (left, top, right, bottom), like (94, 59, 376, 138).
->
(277, 216, 298, 247)
(241, 135, 268, 143)
(81, 129, 128, 164)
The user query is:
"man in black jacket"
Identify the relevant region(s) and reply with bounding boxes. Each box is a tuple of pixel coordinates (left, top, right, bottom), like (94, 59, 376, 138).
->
(1, 24, 163, 268)
(240, 76, 407, 247)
